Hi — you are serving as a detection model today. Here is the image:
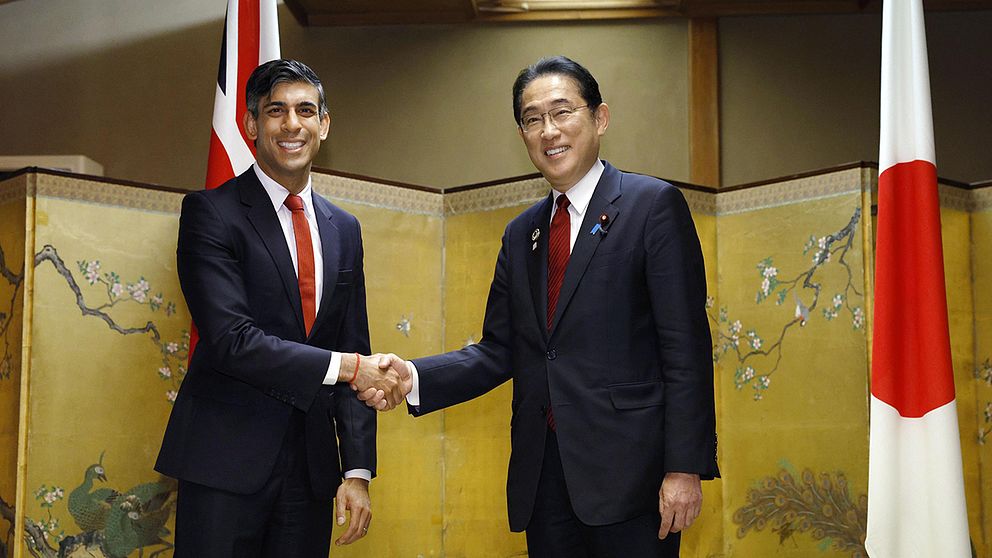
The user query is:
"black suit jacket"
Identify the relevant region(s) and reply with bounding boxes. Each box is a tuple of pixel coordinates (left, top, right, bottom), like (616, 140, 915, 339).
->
(155, 168, 375, 501)
(412, 161, 718, 530)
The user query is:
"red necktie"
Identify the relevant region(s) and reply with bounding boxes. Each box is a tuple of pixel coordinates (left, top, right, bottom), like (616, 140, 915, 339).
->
(546, 195, 570, 432)
(547, 195, 571, 330)
(284, 194, 316, 336)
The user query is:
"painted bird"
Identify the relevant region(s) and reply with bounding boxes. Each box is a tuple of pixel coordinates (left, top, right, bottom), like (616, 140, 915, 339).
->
(102, 479, 176, 558)
(794, 294, 810, 327)
(67, 452, 120, 533)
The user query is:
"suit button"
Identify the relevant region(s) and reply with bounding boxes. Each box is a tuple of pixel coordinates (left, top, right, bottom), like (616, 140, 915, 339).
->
(546, 350, 557, 360)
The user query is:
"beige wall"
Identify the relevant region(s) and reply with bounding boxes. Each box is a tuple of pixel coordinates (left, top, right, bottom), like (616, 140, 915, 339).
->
(720, 12, 992, 185)
(0, 2, 989, 191)
(0, 1, 688, 190)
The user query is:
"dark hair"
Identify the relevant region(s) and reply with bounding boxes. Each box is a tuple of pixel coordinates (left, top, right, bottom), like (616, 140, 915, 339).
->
(511, 56, 603, 126)
(245, 59, 328, 118)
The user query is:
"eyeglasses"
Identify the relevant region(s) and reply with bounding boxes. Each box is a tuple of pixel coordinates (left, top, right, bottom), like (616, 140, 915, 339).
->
(519, 105, 590, 134)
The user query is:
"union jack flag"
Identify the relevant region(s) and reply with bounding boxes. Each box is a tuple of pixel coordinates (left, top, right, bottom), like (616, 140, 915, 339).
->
(191, 0, 280, 360)
(205, 0, 281, 189)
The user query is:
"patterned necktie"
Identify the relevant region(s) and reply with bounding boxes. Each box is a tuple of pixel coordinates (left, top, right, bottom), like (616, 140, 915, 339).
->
(547, 194, 571, 331)
(284, 194, 316, 336)
(545, 194, 570, 432)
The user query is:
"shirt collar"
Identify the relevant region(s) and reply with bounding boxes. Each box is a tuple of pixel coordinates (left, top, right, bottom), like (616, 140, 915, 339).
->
(253, 163, 315, 217)
(551, 158, 604, 218)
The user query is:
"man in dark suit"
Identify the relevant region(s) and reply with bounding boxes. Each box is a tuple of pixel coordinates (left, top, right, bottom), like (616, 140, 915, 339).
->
(156, 59, 402, 558)
(363, 56, 719, 557)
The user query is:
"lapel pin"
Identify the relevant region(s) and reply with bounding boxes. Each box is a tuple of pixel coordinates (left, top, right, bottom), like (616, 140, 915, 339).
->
(590, 213, 612, 237)
(532, 242, 538, 251)
(532, 229, 540, 241)
(596, 213, 612, 236)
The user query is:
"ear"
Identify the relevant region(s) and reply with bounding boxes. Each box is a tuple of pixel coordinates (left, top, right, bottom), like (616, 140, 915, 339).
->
(243, 110, 258, 141)
(319, 112, 330, 141)
(594, 103, 610, 136)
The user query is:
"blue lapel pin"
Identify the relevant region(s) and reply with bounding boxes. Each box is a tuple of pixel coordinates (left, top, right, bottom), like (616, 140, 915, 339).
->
(591, 213, 611, 236)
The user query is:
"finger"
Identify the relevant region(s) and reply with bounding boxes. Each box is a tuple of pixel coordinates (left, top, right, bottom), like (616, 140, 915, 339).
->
(659, 504, 674, 540)
(389, 384, 405, 408)
(689, 499, 702, 526)
(339, 511, 362, 545)
(358, 388, 385, 408)
(355, 387, 375, 401)
(671, 506, 686, 533)
(376, 398, 388, 411)
(336, 491, 347, 527)
(340, 499, 370, 545)
(355, 506, 371, 538)
(378, 355, 391, 370)
(335, 504, 357, 545)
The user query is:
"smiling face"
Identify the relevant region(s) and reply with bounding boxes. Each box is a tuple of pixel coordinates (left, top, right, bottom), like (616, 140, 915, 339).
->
(517, 74, 609, 193)
(244, 81, 330, 194)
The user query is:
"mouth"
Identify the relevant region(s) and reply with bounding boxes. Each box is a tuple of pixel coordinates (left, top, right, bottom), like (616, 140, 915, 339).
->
(277, 140, 306, 152)
(544, 146, 570, 158)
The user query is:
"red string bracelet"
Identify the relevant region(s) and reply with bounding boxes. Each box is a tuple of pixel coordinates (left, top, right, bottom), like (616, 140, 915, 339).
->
(349, 353, 360, 383)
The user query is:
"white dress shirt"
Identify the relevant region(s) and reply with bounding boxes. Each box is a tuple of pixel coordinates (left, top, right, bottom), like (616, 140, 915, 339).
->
(405, 160, 606, 406)
(253, 164, 369, 481)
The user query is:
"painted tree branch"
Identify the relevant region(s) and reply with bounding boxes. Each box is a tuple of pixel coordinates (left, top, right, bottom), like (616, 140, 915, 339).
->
(977, 358, 992, 445)
(0, 247, 22, 287)
(710, 206, 864, 399)
(1, 494, 14, 558)
(34, 245, 160, 343)
(0, 246, 24, 381)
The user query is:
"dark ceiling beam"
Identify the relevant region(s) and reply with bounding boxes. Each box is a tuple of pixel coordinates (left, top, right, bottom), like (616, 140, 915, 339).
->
(286, 0, 992, 26)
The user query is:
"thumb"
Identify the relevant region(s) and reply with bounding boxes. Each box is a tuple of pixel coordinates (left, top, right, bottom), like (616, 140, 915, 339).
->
(336, 492, 347, 526)
(378, 354, 392, 370)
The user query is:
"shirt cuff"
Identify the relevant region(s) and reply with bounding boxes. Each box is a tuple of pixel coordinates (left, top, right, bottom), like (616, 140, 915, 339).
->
(406, 360, 421, 406)
(323, 351, 341, 385)
(343, 469, 372, 482)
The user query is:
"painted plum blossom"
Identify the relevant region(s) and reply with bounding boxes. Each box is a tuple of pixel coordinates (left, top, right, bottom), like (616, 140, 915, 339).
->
(75, 257, 188, 403)
(710, 207, 864, 401)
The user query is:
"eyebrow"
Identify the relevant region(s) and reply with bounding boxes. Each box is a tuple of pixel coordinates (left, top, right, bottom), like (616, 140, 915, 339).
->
(521, 98, 575, 113)
(262, 100, 318, 110)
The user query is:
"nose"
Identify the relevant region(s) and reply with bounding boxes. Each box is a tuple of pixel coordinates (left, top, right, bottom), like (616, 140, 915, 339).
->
(282, 110, 302, 132)
(539, 116, 560, 139)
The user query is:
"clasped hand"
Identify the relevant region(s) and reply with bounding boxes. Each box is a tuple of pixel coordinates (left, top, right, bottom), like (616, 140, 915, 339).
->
(349, 353, 411, 410)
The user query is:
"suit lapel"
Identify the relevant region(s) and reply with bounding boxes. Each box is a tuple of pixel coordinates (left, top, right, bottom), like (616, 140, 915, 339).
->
(310, 194, 340, 340)
(240, 171, 306, 336)
(526, 195, 554, 339)
(549, 163, 622, 335)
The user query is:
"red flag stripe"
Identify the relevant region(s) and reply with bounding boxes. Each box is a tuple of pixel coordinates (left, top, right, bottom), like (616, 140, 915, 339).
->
(236, 0, 260, 154)
(871, 159, 955, 418)
(205, 129, 236, 191)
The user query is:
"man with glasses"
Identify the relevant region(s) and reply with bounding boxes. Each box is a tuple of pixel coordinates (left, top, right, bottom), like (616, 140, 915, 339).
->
(364, 56, 719, 557)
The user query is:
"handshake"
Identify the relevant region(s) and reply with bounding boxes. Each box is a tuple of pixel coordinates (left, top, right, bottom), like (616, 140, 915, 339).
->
(345, 353, 413, 411)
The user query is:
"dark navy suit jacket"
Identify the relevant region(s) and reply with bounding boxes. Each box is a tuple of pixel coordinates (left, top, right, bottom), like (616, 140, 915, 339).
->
(412, 161, 719, 530)
(156, 168, 375, 501)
